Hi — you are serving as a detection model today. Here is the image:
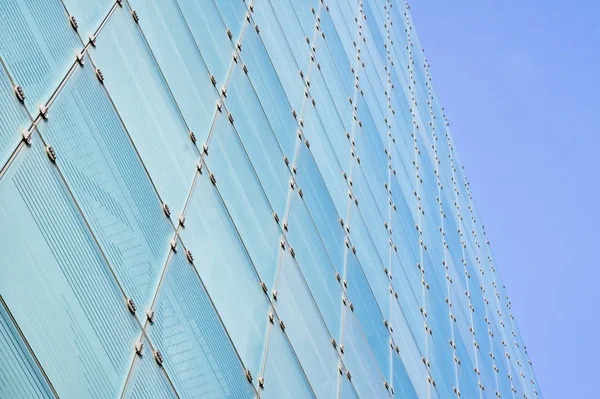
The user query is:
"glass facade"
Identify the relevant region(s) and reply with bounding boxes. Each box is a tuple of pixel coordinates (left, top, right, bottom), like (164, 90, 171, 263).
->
(0, 0, 540, 398)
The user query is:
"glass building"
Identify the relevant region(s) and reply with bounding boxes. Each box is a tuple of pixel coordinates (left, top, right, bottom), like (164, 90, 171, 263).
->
(0, 0, 540, 398)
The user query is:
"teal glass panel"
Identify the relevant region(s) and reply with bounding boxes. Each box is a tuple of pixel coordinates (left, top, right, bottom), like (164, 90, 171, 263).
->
(240, 23, 298, 161)
(267, 0, 311, 76)
(260, 314, 315, 399)
(61, 0, 113, 39)
(0, 62, 31, 169)
(299, 103, 348, 217)
(205, 111, 282, 291)
(348, 200, 390, 318)
(294, 144, 346, 274)
(128, 0, 220, 149)
(339, 372, 360, 399)
(180, 170, 270, 385)
(147, 248, 255, 398)
(0, 300, 54, 399)
(36, 63, 173, 321)
(275, 249, 339, 398)
(345, 249, 390, 379)
(214, 0, 248, 43)
(122, 337, 178, 399)
(0, 0, 81, 110)
(0, 139, 140, 398)
(341, 309, 390, 399)
(90, 6, 198, 215)
(175, 0, 233, 85)
(286, 192, 343, 340)
(251, 0, 305, 113)
(224, 63, 291, 218)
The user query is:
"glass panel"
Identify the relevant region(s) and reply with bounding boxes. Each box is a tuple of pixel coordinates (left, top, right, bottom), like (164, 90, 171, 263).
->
(90, 6, 198, 214)
(240, 23, 298, 161)
(214, 0, 248, 43)
(345, 249, 390, 378)
(224, 63, 291, 218)
(260, 313, 315, 399)
(339, 369, 360, 399)
(122, 337, 178, 399)
(308, 67, 352, 173)
(148, 248, 255, 398)
(275, 249, 339, 398)
(205, 111, 282, 290)
(128, 0, 220, 148)
(351, 160, 388, 263)
(0, 300, 54, 399)
(267, 0, 311, 77)
(251, 0, 305, 113)
(341, 309, 390, 399)
(0, 0, 81, 110)
(348, 201, 389, 318)
(286, 192, 343, 340)
(175, 0, 234, 85)
(180, 170, 270, 383)
(36, 63, 173, 321)
(0, 139, 140, 398)
(61, 0, 113, 39)
(294, 144, 346, 274)
(300, 102, 348, 217)
(391, 350, 418, 399)
(0, 62, 31, 168)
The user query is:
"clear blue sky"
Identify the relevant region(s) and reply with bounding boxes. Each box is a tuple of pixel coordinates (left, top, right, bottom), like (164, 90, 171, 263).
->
(409, 1, 599, 398)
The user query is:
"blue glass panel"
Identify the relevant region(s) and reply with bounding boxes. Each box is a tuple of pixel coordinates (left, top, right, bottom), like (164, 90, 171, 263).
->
(294, 144, 346, 274)
(224, 63, 291, 218)
(36, 63, 173, 321)
(175, 0, 233, 85)
(180, 170, 270, 383)
(348, 201, 389, 318)
(341, 309, 390, 398)
(345, 250, 390, 379)
(275, 249, 339, 398)
(0, 0, 81, 110)
(286, 192, 343, 340)
(0, 62, 31, 168)
(240, 23, 298, 161)
(122, 337, 178, 399)
(0, 139, 140, 398)
(128, 0, 220, 149)
(299, 103, 347, 217)
(260, 314, 315, 399)
(214, 0, 248, 42)
(61, 0, 113, 39)
(339, 369, 359, 399)
(205, 111, 282, 290)
(147, 248, 255, 398)
(267, 0, 311, 76)
(391, 350, 418, 399)
(309, 67, 352, 172)
(90, 6, 198, 215)
(0, 300, 54, 399)
(251, 0, 305, 113)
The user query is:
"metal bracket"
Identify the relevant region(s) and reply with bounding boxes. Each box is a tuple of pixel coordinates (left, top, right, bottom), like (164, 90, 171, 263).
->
(185, 249, 194, 263)
(69, 14, 78, 30)
(14, 85, 25, 102)
(126, 297, 137, 314)
(154, 350, 163, 366)
(46, 145, 57, 162)
(135, 341, 144, 355)
(21, 129, 32, 145)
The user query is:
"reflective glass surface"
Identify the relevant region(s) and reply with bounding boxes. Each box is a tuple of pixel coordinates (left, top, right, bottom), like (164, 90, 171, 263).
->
(0, 1, 540, 398)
